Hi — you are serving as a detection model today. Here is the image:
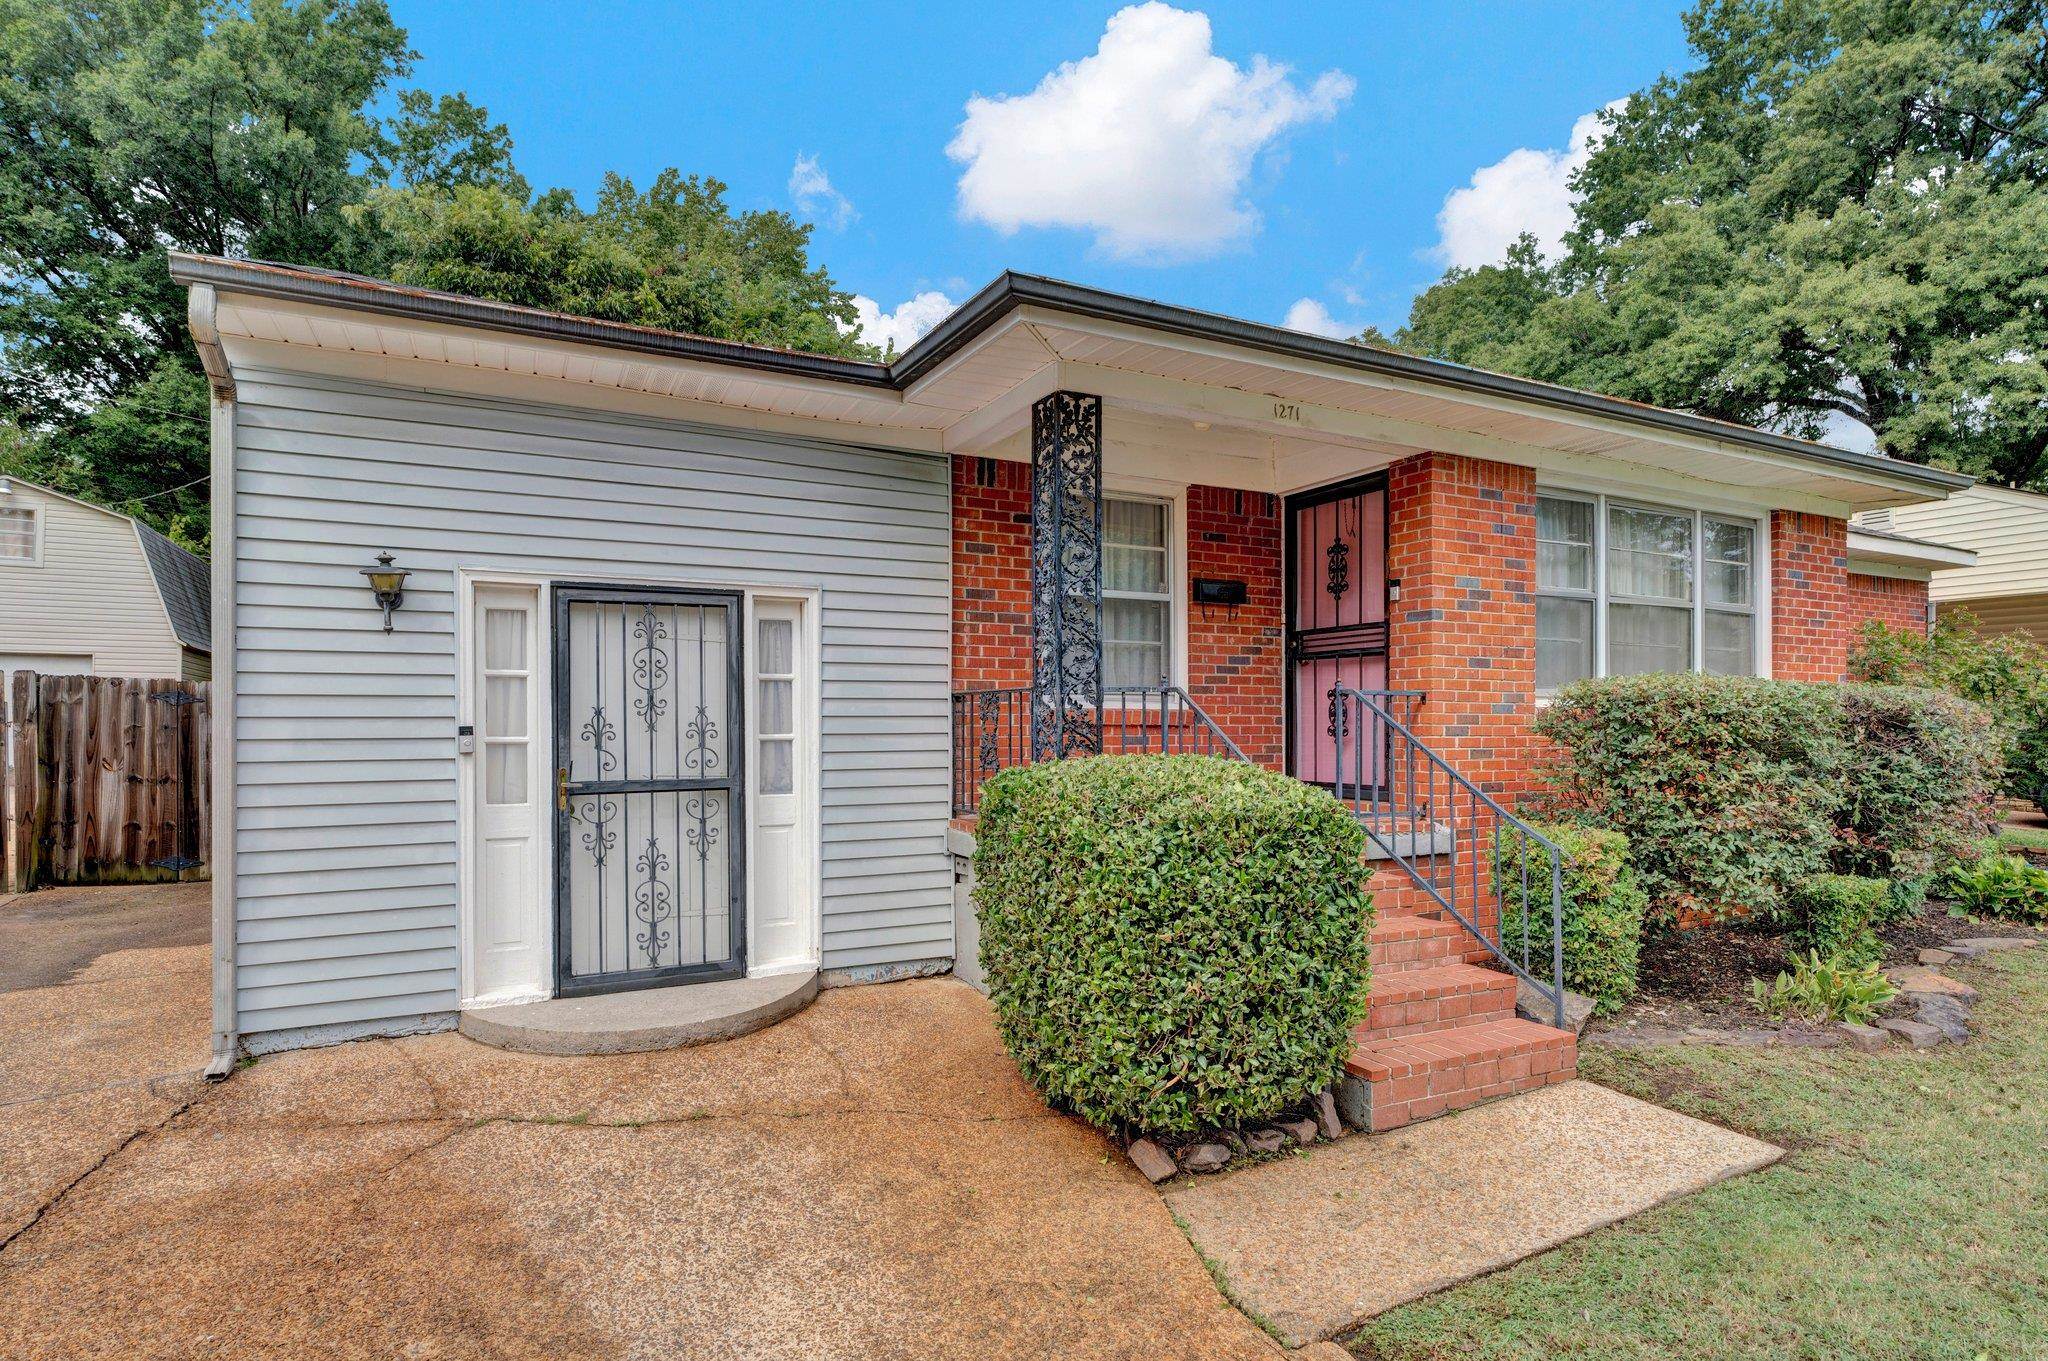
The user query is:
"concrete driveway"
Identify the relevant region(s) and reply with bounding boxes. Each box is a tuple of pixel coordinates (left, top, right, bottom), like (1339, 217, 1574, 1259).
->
(0, 884, 1278, 1361)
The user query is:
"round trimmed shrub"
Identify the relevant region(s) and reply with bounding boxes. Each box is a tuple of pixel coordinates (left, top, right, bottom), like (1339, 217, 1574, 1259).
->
(1834, 684, 1999, 881)
(1492, 821, 1647, 1016)
(972, 754, 1371, 1135)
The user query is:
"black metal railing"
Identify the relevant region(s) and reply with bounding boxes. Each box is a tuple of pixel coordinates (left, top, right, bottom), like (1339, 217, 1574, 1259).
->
(1331, 687, 1568, 1028)
(949, 685, 1249, 815)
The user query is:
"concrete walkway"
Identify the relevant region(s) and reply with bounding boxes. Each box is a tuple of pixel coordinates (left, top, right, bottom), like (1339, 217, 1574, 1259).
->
(1165, 1079, 1783, 1346)
(0, 885, 1279, 1361)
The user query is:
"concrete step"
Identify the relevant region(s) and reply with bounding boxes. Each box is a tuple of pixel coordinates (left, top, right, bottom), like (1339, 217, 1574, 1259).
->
(1359, 962, 1518, 1040)
(1341, 1017, 1578, 1133)
(1368, 915, 1469, 974)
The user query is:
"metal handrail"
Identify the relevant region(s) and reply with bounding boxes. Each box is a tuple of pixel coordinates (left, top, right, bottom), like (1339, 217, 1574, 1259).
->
(948, 684, 1249, 814)
(1331, 686, 1568, 1028)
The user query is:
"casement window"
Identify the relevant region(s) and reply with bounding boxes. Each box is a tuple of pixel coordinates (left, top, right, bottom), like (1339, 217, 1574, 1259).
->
(1101, 496, 1172, 689)
(0, 506, 35, 563)
(1535, 492, 1759, 693)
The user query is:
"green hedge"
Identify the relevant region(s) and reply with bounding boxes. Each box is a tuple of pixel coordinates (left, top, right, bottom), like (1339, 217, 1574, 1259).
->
(1537, 673, 2001, 926)
(972, 754, 1372, 1134)
(1784, 874, 1891, 968)
(1492, 822, 1647, 1016)
(1834, 684, 2000, 881)
(1535, 673, 1844, 925)
(1853, 612, 2048, 814)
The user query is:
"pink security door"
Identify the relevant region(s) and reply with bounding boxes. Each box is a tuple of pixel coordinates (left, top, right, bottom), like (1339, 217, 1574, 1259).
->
(1288, 478, 1388, 789)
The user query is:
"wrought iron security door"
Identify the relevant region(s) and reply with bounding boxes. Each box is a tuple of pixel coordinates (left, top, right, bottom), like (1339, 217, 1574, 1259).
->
(553, 585, 745, 996)
(1286, 476, 1390, 790)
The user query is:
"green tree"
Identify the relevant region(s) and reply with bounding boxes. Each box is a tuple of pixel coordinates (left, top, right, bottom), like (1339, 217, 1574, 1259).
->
(1384, 0, 2048, 488)
(350, 172, 875, 358)
(1, 1, 873, 551)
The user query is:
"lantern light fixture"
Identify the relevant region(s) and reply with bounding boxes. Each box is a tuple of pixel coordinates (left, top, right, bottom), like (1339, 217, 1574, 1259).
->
(360, 552, 409, 633)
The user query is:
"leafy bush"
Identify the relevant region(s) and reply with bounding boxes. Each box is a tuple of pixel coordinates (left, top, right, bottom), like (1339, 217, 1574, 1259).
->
(1784, 875, 1891, 969)
(1536, 673, 1845, 924)
(1832, 685, 1999, 880)
(1492, 822, 1647, 1015)
(1852, 612, 2048, 814)
(973, 754, 1372, 1135)
(1749, 950, 1899, 1025)
(1938, 854, 2048, 923)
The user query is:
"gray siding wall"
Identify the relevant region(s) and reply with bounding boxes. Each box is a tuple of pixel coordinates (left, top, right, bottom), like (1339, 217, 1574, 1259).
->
(231, 368, 951, 1043)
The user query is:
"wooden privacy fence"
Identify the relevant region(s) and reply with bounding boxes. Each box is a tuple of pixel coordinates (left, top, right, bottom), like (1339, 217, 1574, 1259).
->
(2, 672, 211, 892)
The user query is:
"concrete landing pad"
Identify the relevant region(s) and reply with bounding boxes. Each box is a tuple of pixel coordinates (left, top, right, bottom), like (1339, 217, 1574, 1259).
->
(1164, 1079, 1781, 1346)
(459, 970, 818, 1055)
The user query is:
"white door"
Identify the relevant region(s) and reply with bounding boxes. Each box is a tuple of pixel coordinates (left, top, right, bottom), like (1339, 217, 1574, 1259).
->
(467, 586, 547, 1003)
(749, 599, 812, 971)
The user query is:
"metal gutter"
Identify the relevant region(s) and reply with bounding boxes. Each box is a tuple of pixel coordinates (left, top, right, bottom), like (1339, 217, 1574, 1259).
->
(170, 253, 1975, 495)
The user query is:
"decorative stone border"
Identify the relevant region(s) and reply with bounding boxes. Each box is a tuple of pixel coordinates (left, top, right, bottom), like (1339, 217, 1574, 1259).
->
(1126, 1090, 1348, 1184)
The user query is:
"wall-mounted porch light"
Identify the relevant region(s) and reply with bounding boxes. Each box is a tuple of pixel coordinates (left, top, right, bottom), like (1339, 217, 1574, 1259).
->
(360, 552, 410, 632)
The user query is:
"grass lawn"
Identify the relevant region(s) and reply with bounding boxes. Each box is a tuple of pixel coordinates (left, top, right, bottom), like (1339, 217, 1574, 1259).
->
(1351, 948, 2048, 1361)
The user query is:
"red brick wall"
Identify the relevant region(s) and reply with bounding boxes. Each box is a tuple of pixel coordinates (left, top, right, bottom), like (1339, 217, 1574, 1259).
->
(1385, 453, 1539, 799)
(1846, 571, 1930, 642)
(1769, 511, 1851, 681)
(1186, 485, 1285, 768)
(951, 456, 1032, 691)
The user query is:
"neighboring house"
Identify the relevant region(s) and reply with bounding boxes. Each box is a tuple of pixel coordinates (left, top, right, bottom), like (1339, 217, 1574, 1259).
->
(1856, 484, 2048, 642)
(0, 476, 211, 681)
(172, 254, 1972, 1121)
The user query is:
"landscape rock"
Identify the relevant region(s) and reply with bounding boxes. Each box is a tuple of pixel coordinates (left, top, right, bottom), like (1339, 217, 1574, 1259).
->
(1177, 1142, 1232, 1174)
(1312, 1089, 1343, 1140)
(1917, 948, 1957, 966)
(1838, 1022, 1888, 1053)
(1125, 1138, 1177, 1184)
(1887, 966, 1977, 1002)
(1950, 936, 2040, 956)
(1243, 1127, 1288, 1156)
(1516, 978, 1598, 1035)
(1878, 1018, 1945, 1049)
(1912, 993, 1972, 1044)
(1276, 1117, 1320, 1147)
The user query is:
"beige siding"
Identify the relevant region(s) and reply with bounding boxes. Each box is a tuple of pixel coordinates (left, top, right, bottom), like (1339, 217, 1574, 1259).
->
(0, 487, 190, 677)
(182, 647, 213, 682)
(1938, 593, 2048, 645)
(1871, 485, 2048, 603)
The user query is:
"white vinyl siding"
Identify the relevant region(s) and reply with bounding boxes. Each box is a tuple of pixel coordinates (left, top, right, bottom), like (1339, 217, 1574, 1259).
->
(228, 368, 950, 1043)
(0, 488, 194, 678)
(1536, 491, 1759, 692)
(1867, 485, 2048, 605)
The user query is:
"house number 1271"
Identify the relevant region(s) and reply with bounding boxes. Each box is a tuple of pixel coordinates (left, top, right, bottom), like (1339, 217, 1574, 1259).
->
(1272, 401, 1301, 422)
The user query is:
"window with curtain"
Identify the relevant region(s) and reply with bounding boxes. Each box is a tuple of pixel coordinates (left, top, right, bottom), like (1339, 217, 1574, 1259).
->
(1101, 497, 1171, 689)
(1534, 492, 1758, 692)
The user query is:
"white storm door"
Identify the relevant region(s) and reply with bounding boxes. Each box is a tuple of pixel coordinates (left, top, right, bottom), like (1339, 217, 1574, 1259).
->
(749, 599, 812, 971)
(468, 586, 547, 1002)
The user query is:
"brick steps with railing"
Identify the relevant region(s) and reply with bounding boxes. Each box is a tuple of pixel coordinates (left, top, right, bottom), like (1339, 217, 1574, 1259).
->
(1343, 914, 1577, 1133)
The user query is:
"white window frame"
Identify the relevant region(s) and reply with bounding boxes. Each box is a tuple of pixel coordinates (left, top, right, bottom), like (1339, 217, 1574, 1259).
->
(1098, 486, 1186, 694)
(0, 503, 43, 566)
(1534, 489, 1767, 693)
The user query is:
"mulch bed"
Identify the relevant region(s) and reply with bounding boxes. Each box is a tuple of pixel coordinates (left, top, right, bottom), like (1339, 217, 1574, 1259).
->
(1589, 901, 2048, 1043)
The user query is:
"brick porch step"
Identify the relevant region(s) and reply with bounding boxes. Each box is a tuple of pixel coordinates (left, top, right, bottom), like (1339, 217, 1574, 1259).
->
(1342, 1017, 1577, 1133)
(1358, 962, 1518, 1040)
(1368, 915, 1469, 974)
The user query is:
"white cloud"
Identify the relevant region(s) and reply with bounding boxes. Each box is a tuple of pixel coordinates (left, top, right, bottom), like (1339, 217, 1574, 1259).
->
(946, 3, 1354, 261)
(1434, 102, 1623, 270)
(1282, 297, 1355, 339)
(847, 291, 958, 356)
(789, 153, 856, 230)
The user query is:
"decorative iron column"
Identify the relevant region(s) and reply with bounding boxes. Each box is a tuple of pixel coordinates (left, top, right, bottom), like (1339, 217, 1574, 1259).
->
(1029, 390, 1104, 760)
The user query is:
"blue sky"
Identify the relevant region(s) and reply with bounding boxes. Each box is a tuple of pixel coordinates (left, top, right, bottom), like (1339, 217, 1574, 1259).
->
(399, 1, 1692, 350)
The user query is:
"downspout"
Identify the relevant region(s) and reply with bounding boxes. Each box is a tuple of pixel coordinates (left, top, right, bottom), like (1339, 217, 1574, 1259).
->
(189, 283, 240, 1080)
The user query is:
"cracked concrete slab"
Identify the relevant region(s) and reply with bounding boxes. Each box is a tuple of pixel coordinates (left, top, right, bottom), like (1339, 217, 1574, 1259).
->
(1, 886, 1281, 1361)
(1164, 1079, 1783, 1346)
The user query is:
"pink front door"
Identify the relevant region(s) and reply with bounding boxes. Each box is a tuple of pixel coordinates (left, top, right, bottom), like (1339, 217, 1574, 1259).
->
(1289, 479, 1388, 788)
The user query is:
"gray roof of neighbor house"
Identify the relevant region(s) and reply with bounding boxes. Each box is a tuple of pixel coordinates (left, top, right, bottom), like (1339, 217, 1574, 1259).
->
(133, 520, 210, 651)
(166, 253, 1976, 496)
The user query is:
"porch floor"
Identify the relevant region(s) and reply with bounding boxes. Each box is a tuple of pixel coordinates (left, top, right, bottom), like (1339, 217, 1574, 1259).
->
(458, 970, 819, 1055)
